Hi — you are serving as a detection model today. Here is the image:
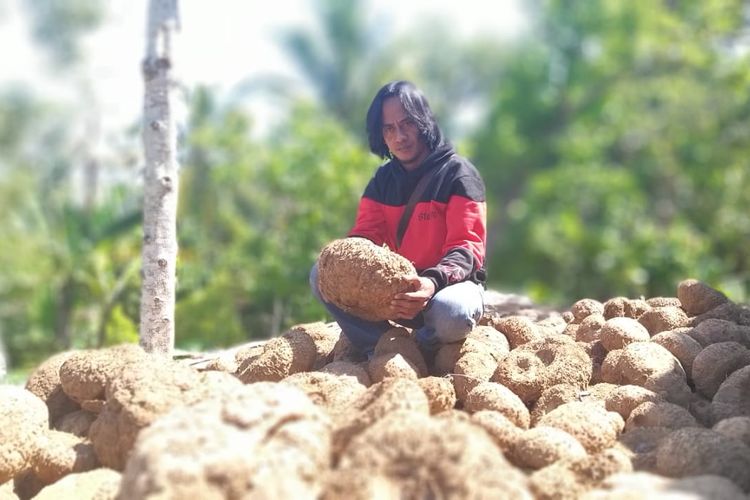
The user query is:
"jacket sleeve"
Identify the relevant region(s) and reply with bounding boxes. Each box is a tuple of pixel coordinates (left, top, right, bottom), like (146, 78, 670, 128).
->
(348, 196, 387, 245)
(420, 177, 487, 291)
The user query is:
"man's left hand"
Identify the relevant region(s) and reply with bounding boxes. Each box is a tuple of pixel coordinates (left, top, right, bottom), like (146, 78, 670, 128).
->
(390, 276, 436, 320)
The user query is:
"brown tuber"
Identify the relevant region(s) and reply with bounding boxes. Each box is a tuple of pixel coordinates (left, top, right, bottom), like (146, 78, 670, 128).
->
(31, 430, 99, 485)
(650, 330, 702, 379)
(367, 352, 421, 382)
(24, 351, 80, 424)
(616, 427, 671, 472)
(282, 371, 367, 417)
(604, 385, 664, 420)
(331, 378, 430, 459)
(320, 360, 372, 386)
(537, 401, 624, 454)
(599, 317, 650, 352)
(677, 279, 729, 316)
(711, 365, 750, 424)
(459, 324, 510, 361)
(119, 383, 331, 499)
(417, 376, 456, 414)
(687, 318, 750, 348)
(529, 448, 633, 500)
(1, 386, 49, 484)
(570, 298, 604, 323)
(602, 297, 628, 319)
(655, 427, 750, 492)
(434, 342, 462, 376)
(638, 306, 690, 335)
(713, 416, 750, 448)
(624, 401, 699, 431)
(317, 238, 416, 321)
(692, 341, 750, 398)
(531, 383, 600, 425)
(584, 471, 745, 500)
(491, 316, 540, 349)
(35, 468, 121, 500)
(372, 327, 428, 376)
(493, 336, 592, 405)
(452, 351, 498, 402)
(58, 344, 149, 406)
(89, 356, 244, 471)
(470, 410, 523, 453)
(331, 410, 532, 500)
(463, 381, 530, 429)
(603, 342, 691, 406)
(646, 297, 682, 308)
(575, 314, 605, 343)
(508, 426, 587, 470)
(236, 322, 339, 383)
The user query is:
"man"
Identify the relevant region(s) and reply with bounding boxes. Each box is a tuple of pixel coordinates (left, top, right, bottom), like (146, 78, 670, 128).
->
(311, 80, 487, 358)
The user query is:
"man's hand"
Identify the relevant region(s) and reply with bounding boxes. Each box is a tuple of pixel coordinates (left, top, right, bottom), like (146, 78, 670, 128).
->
(389, 276, 436, 320)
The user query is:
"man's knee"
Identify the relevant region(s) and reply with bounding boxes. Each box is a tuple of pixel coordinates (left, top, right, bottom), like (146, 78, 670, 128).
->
(309, 262, 323, 302)
(424, 282, 484, 343)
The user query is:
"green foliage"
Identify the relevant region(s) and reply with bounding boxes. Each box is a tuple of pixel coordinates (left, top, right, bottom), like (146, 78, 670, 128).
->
(497, 163, 722, 303)
(0, 177, 142, 366)
(104, 305, 139, 346)
(3, 0, 750, 370)
(174, 92, 373, 347)
(0, 89, 142, 368)
(474, 0, 750, 305)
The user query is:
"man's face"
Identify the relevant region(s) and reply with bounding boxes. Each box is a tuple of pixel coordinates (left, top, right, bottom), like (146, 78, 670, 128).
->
(382, 96, 429, 171)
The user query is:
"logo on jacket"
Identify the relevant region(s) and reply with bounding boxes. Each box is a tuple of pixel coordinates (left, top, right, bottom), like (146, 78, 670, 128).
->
(418, 209, 440, 221)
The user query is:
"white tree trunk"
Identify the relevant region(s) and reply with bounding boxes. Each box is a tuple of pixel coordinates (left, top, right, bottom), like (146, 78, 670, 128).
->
(139, 0, 181, 355)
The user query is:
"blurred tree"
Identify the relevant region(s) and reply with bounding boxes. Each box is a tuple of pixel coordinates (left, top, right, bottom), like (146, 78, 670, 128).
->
(0, 109, 142, 368)
(1, 1, 145, 372)
(21, 0, 115, 219)
(0, 87, 46, 169)
(174, 86, 259, 348)
(384, 23, 508, 142)
(243, 103, 375, 337)
(22, 0, 104, 67)
(280, 0, 387, 133)
(473, 0, 750, 304)
(175, 94, 373, 347)
(280, 1, 512, 143)
(7, 0, 750, 374)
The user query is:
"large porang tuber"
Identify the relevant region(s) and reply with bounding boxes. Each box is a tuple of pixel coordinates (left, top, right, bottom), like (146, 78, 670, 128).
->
(316, 238, 416, 321)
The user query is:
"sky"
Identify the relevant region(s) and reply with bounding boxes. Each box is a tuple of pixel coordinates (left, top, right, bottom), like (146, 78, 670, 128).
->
(0, 0, 528, 139)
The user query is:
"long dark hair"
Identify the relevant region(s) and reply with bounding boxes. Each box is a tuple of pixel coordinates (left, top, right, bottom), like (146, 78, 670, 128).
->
(365, 80, 445, 159)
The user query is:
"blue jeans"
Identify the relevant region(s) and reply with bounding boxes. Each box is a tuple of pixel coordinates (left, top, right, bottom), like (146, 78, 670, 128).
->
(309, 262, 484, 358)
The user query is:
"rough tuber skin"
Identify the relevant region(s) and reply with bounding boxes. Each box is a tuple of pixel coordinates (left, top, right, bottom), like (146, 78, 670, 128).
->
(317, 238, 416, 321)
(7, 278, 750, 497)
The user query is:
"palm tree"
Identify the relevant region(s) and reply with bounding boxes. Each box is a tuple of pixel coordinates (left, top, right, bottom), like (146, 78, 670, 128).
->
(280, 0, 383, 133)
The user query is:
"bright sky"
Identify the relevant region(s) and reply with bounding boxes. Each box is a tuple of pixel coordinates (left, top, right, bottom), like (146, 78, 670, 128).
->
(0, 0, 528, 138)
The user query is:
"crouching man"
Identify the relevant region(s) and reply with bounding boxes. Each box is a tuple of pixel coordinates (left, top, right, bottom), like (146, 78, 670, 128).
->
(310, 80, 488, 359)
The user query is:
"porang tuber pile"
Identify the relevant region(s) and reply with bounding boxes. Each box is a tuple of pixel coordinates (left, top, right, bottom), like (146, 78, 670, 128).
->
(2, 278, 750, 499)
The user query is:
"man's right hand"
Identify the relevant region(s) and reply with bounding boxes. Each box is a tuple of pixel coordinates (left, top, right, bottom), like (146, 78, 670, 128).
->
(388, 276, 435, 320)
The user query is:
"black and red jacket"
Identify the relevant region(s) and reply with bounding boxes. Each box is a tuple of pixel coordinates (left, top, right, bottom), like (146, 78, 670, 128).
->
(349, 143, 487, 291)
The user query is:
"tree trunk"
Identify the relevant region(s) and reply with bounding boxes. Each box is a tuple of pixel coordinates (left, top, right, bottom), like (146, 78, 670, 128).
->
(0, 325, 7, 381)
(139, 0, 181, 355)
